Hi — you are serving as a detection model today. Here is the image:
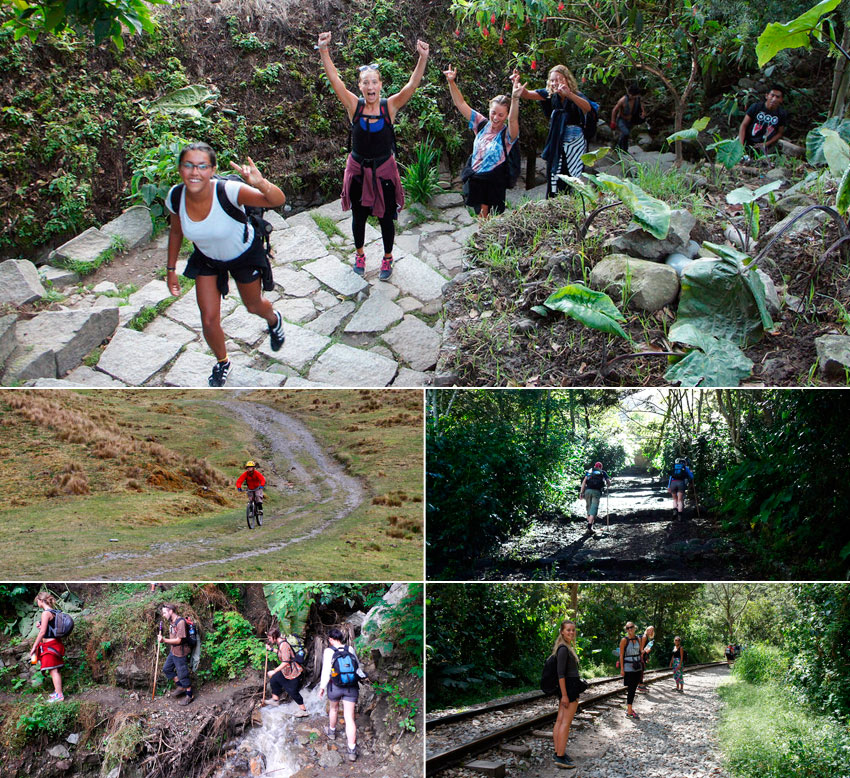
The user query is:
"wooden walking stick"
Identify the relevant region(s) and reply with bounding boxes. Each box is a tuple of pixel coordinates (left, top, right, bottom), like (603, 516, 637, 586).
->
(151, 621, 162, 701)
(691, 480, 701, 518)
(262, 648, 269, 706)
(606, 487, 610, 531)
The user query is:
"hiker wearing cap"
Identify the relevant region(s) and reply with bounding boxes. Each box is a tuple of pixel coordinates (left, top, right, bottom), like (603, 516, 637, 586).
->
(159, 603, 194, 705)
(579, 462, 610, 531)
(317, 31, 429, 280)
(29, 592, 66, 703)
(319, 627, 368, 762)
(619, 621, 643, 719)
(236, 460, 265, 515)
(667, 458, 694, 520)
(266, 629, 308, 716)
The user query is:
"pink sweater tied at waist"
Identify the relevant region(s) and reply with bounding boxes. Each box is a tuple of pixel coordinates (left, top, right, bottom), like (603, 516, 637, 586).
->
(341, 153, 404, 219)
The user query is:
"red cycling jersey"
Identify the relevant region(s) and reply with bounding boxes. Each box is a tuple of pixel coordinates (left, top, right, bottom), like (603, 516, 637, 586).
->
(236, 470, 266, 490)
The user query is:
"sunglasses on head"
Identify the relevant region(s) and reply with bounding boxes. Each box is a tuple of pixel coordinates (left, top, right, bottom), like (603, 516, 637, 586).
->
(358, 63, 380, 73)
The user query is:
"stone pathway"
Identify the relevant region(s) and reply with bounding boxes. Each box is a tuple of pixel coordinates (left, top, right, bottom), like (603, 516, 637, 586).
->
(2, 186, 542, 388)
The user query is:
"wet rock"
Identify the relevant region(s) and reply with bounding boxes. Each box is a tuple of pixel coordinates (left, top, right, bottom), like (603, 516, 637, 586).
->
(664, 252, 693, 277)
(0, 259, 46, 305)
(249, 755, 265, 775)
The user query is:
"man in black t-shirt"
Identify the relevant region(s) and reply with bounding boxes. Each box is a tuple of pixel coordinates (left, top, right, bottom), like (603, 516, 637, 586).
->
(738, 86, 787, 154)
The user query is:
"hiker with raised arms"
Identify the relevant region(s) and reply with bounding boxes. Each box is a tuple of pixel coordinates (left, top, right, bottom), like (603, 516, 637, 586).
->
(317, 31, 429, 280)
(165, 142, 286, 387)
(29, 591, 69, 703)
(158, 603, 195, 705)
(579, 461, 610, 532)
(319, 627, 368, 762)
(667, 457, 694, 520)
(619, 621, 643, 720)
(512, 64, 593, 197)
(443, 65, 524, 219)
(265, 629, 309, 716)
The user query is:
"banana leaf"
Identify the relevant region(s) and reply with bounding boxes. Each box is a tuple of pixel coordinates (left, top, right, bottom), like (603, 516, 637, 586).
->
(263, 584, 312, 637)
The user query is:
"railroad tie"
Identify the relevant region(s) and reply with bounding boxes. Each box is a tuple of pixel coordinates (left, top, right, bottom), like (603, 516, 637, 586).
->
(464, 760, 506, 778)
(500, 744, 532, 757)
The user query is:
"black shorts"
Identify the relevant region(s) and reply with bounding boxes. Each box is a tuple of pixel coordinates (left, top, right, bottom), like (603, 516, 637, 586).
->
(464, 174, 507, 214)
(184, 238, 267, 285)
(548, 677, 585, 703)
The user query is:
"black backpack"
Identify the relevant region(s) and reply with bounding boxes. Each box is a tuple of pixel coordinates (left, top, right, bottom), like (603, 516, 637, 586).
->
(285, 635, 307, 666)
(350, 97, 398, 157)
(672, 461, 687, 479)
(48, 609, 74, 639)
(624, 95, 643, 125)
(582, 97, 600, 142)
(175, 617, 198, 649)
(585, 469, 605, 490)
(169, 176, 274, 257)
(540, 648, 562, 695)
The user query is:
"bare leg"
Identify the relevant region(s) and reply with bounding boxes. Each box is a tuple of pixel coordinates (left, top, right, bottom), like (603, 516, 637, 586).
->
(195, 276, 226, 361)
(328, 699, 339, 731)
(235, 279, 276, 326)
(50, 669, 63, 697)
(342, 699, 357, 748)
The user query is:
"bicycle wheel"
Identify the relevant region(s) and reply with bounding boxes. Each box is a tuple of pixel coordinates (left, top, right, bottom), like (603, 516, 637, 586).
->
(246, 500, 255, 529)
(256, 504, 263, 526)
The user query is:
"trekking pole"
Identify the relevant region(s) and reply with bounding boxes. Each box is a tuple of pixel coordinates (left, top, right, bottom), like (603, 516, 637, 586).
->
(606, 488, 610, 532)
(151, 621, 162, 701)
(691, 480, 701, 518)
(262, 649, 269, 706)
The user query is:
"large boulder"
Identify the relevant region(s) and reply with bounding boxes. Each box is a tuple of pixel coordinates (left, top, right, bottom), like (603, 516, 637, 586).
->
(361, 583, 411, 654)
(115, 662, 150, 689)
(590, 254, 680, 312)
(100, 205, 153, 250)
(49, 226, 114, 264)
(603, 209, 697, 261)
(0, 259, 46, 305)
(5, 308, 119, 382)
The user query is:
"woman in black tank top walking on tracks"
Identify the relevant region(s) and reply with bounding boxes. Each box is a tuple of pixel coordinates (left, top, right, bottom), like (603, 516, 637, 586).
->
(620, 621, 643, 719)
(318, 31, 429, 281)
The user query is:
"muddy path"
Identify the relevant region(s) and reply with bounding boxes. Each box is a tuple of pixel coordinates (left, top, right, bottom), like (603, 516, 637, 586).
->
(473, 469, 751, 580)
(87, 398, 365, 580)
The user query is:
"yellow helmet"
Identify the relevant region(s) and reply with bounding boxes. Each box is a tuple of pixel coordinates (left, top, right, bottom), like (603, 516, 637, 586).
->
(245, 461, 256, 468)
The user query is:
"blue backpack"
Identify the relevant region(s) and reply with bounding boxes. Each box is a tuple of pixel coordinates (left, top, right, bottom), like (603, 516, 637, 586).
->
(331, 646, 359, 687)
(672, 461, 687, 478)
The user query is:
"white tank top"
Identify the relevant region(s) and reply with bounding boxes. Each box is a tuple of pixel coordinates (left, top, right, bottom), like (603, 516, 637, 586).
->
(166, 180, 255, 261)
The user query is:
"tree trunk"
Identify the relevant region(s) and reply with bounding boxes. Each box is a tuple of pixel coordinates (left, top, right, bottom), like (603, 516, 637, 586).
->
(830, 26, 850, 116)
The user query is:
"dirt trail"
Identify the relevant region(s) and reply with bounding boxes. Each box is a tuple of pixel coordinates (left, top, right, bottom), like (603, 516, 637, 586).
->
(477, 469, 748, 580)
(90, 399, 365, 580)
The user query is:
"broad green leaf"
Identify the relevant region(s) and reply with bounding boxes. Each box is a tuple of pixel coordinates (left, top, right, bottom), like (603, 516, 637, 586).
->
(558, 175, 598, 203)
(742, 262, 775, 331)
(701, 241, 751, 263)
(666, 128, 699, 143)
(836, 165, 850, 215)
(665, 326, 753, 386)
(585, 172, 671, 239)
(746, 202, 760, 240)
(755, 0, 841, 67)
(819, 128, 850, 178)
(541, 283, 631, 340)
(580, 147, 610, 166)
(692, 117, 711, 132)
(149, 85, 216, 116)
(806, 118, 850, 165)
(726, 179, 782, 205)
(707, 138, 745, 169)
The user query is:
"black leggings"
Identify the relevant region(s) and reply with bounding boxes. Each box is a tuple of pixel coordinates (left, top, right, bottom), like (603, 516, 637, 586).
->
(624, 671, 641, 705)
(269, 671, 304, 705)
(350, 177, 396, 255)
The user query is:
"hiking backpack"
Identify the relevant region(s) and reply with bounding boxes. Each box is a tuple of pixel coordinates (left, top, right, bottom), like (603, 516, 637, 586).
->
(540, 650, 561, 695)
(285, 635, 307, 666)
(48, 609, 74, 639)
(585, 469, 605, 490)
(582, 98, 600, 142)
(502, 130, 522, 189)
(350, 97, 398, 157)
(330, 646, 359, 687)
(672, 461, 687, 479)
(168, 176, 275, 256)
(624, 95, 643, 125)
(622, 637, 642, 672)
(176, 617, 198, 649)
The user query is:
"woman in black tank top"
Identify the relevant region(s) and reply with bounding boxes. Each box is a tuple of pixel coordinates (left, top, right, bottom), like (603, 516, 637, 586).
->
(318, 31, 429, 281)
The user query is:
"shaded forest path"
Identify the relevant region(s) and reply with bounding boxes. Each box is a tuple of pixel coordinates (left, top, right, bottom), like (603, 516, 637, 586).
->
(476, 469, 749, 580)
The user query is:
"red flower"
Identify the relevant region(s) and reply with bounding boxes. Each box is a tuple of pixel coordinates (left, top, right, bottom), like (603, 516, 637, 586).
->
(491, 12, 496, 23)
(531, 59, 537, 70)
(454, 28, 460, 36)
(504, 22, 510, 30)
(499, 36, 504, 44)
(558, 1, 564, 9)
(482, 27, 489, 36)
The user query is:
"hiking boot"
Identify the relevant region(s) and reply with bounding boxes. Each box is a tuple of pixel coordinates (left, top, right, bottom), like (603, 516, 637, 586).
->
(170, 687, 187, 698)
(181, 694, 194, 706)
(379, 254, 393, 280)
(554, 753, 576, 769)
(325, 726, 336, 741)
(346, 745, 357, 762)
(208, 359, 231, 387)
(268, 310, 285, 352)
(353, 251, 366, 276)
(293, 709, 309, 718)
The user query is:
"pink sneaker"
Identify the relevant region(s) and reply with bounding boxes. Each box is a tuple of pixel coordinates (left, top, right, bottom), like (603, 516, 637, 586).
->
(379, 254, 393, 280)
(353, 251, 366, 276)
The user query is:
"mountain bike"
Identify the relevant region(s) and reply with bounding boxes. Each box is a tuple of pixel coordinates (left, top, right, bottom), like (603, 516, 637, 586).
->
(241, 488, 264, 529)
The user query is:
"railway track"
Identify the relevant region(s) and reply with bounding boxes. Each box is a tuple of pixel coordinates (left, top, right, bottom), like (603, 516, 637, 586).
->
(426, 661, 726, 774)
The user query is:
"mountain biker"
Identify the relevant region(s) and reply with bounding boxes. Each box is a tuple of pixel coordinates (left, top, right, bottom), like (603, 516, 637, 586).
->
(317, 31, 429, 280)
(236, 460, 265, 515)
(667, 458, 694, 520)
(579, 462, 611, 531)
(165, 143, 286, 387)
